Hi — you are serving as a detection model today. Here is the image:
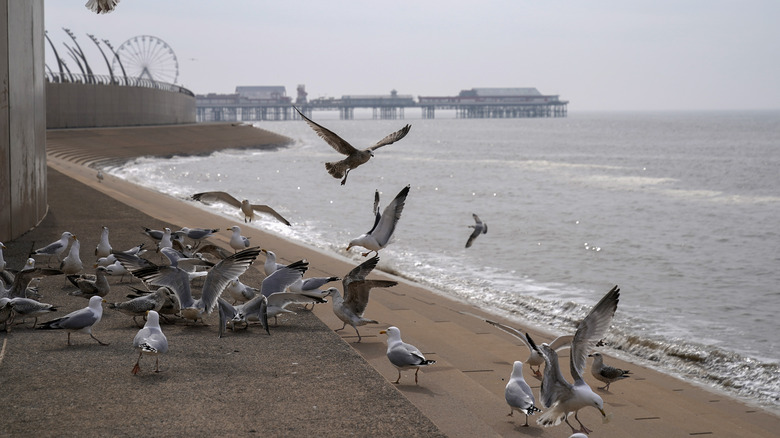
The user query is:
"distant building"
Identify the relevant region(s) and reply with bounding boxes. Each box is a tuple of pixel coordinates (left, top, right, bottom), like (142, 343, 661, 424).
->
(235, 86, 287, 100)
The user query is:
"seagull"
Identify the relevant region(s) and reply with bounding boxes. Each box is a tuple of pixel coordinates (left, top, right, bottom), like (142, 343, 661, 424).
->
(465, 213, 488, 248)
(224, 278, 258, 304)
(293, 105, 412, 185)
(379, 326, 436, 384)
(328, 256, 397, 342)
(85, 0, 120, 14)
(528, 285, 621, 435)
(1, 262, 61, 299)
(0, 242, 8, 283)
(0, 297, 12, 330)
(289, 275, 340, 308)
(156, 227, 173, 253)
(588, 352, 631, 391)
(485, 319, 573, 379)
(127, 247, 261, 323)
(104, 261, 131, 282)
(67, 266, 111, 299)
(8, 297, 57, 327)
(175, 227, 219, 242)
(505, 360, 541, 427)
(30, 231, 75, 267)
(347, 185, 410, 257)
(95, 226, 112, 258)
(260, 249, 285, 276)
(37, 295, 109, 346)
(132, 310, 168, 374)
(192, 191, 291, 226)
(227, 226, 251, 252)
(59, 237, 83, 279)
(142, 227, 165, 242)
(96, 169, 104, 183)
(108, 287, 175, 327)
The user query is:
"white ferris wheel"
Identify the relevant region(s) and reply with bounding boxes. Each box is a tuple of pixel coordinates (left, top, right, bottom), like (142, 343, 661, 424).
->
(112, 35, 179, 84)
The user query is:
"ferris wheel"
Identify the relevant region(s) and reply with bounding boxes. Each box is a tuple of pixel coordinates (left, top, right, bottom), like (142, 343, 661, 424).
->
(112, 35, 179, 84)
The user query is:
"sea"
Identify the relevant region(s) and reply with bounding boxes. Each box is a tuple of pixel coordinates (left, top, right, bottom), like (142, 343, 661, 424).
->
(106, 110, 780, 411)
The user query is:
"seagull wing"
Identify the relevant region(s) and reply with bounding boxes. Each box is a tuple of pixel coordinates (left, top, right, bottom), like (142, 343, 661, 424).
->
(485, 319, 533, 351)
(293, 106, 358, 156)
(370, 185, 410, 246)
(570, 285, 620, 382)
(342, 255, 380, 294)
(344, 279, 397, 316)
(249, 204, 291, 226)
(260, 260, 308, 297)
(191, 191, 242, 209)
(217, 297, 237, 338)
(199, 247, 262, 313)
(368, 124, 412, 151)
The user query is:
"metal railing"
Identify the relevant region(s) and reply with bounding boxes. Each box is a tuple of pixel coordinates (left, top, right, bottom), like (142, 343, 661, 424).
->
(45, 72, 194, 97)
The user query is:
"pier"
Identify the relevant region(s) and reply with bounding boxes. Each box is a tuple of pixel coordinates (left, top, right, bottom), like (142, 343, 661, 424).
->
(196, 86, 568, 122)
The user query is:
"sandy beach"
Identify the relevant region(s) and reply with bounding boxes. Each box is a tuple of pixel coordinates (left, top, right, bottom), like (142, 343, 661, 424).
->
(1, 123, 777, 437)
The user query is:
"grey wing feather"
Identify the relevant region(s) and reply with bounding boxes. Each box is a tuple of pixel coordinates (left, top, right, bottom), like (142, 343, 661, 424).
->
(293, 106, 358, 156)
(342, 255, 379, 293)
(368, 124, 411, 151)
(217, 297, 237, 338)
(261, 261, 308, 297)
(50, 307, 97, 330)
(192, 191, 242, 209)
(250, 204, 291, 226)
(485, 320, 533, 350)
(345, 279, 397, 316)
(200, 247, 261, 313)
(539, 343, 574, 409)
(371, 185, 409, 246)
(570, 285, 620, 382)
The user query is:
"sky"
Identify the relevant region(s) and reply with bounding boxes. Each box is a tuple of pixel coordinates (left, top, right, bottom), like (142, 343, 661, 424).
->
(44, 1, 780, 112)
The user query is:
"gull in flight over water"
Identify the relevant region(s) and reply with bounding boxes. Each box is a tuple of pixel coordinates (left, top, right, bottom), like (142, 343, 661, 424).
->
(347, 185, 410, 257)
(465, 213, 488, 248)
(380, 326, 436, 384)
(293, 105, 412, 185)
(192, 191, 291, 226)
(528, 285, 621, 435)
(327, 256, 397, 342)
(588, 352, 632, 391)
(505, 360, 541, 427)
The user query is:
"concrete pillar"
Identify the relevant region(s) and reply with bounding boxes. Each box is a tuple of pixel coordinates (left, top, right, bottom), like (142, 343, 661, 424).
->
(0, 0, 47, 242)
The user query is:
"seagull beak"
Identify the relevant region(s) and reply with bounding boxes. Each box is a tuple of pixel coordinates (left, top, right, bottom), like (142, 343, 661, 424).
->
(379, 330, 387, 334)
(346, 244, 353, 251)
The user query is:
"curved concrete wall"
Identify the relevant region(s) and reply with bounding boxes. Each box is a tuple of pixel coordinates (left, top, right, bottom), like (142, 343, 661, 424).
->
(47, 82, 196, 128)
(1, 0, 47, 242)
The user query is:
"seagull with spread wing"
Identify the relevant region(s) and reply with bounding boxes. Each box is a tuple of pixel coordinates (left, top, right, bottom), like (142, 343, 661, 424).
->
(192, 191, 291, 226)
(465, 213, 488, 248)
(347, 185, 410, 257)
(528, 285, 620, 435)
(327, 256, 397, 342)
(293, 105, 411, 185)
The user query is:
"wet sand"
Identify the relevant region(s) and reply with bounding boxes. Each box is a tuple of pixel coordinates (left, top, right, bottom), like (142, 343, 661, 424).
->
(0, 123, 777, 437)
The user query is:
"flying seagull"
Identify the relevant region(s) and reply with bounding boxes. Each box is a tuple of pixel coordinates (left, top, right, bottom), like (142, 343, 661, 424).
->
(327, 256, 397, 342)
(85, 0, 120, 15)
(465, 213, 488, 248)
(528, 285, 620, 435)
(293, 105, 411, 185)
(588, 352, 632, 391)
(379, 326, 436, 384)
(192, 191, 291, 226)
(347, 185, 410, 257)
(485, 319, 573, 379)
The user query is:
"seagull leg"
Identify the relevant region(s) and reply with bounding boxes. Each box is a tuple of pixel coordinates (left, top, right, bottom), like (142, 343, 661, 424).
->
(340, 169, 350, 186)
(563, 416, 579, 434)
(335, 322, 347, 332)
(574, 412, 593, 434)
(523, 414, 530, 427)
(67, 332, 72, 346)
(414, 367, 420, 384)
(155, 357, 160, 373)
(132, 352, 142, 375)
(90, 333, 110, 346)
(394, 370, 401, 384)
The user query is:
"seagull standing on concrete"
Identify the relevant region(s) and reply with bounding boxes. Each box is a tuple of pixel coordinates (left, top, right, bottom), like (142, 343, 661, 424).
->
(192, 191, 291, 226)
(347, 185, 410, 257)
(132, 310, 168, 374)
(379, 326, 436, 384)
(67, 266, 111, 299)
(95, 226, 112, 258)
(31, 231, 74, 267)
(505, 360, 541, 427)
(327, 256, 397, 342)
(293, 105, 412, 185)
(227, 226, 251, 252)
(37, 295, 108, 346)
(59, 237, 84, 278)
(588, 352, 631, 391)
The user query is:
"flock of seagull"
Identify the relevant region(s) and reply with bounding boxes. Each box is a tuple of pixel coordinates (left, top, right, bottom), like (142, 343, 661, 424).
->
(0, 112, 631, 436)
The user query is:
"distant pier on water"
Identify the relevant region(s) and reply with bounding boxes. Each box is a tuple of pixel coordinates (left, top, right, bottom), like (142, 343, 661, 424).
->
(196, 85, 568, 122)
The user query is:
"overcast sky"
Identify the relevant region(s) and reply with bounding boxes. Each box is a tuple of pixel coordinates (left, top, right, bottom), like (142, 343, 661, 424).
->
(44, 1, 779, 112)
